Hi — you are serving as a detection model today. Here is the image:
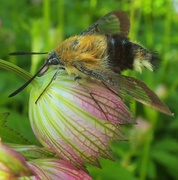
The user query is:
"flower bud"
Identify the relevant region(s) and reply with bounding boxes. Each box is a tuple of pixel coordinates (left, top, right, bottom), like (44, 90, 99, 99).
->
(28, 158, 92, 180)
(0, 141, 32, 180)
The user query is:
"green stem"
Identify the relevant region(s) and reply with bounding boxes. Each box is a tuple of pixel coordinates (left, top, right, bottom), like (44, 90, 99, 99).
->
(0, 59, 34, 84)
(90, 0, 97, 9)
(130, 0, 142, 40)
(57, 0, 64, 42)
(43, 0, 50, 50)
(139, 129, 153, 180)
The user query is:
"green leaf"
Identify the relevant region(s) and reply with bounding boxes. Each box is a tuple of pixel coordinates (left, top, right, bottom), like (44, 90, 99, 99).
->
(87, 159, 138, 180)
(0, 112, 31, 145)
(153, 138, 178, 152)
(147, 159, 157, 179)
(0, 112, 10, 125)
(152, 150, 178, 179)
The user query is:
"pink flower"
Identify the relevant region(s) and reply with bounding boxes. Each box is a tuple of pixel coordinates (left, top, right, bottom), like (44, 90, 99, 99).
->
(29, 68, 135, 169)
(0, 141, 32, 180)
(28, 159, 92, 180)
(0, 142, 92, 179)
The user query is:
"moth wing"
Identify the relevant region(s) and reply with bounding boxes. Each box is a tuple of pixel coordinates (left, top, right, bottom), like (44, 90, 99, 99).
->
(117, 75, 174, 116)
(80, 11, 130, 37)
(72, 62, 174, 116)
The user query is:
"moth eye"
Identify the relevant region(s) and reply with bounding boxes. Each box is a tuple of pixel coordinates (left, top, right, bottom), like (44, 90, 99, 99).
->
(48, 57, 60, 65)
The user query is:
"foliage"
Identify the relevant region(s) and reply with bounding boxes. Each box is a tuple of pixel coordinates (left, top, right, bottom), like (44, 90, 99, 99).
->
(0, 0, 178, 179)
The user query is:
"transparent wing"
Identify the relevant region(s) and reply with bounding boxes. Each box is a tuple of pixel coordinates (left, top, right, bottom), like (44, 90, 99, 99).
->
(116, 75, 173, 116)
(80, 11, 130, 37)
(72, 62, 174, 116)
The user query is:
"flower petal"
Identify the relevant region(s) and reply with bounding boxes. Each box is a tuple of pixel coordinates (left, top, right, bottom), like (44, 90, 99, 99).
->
(28, 159, 92, 180)
(67, 79, 134, 124)
(29, 69, 134, 169)
(0, 141, 32, 179)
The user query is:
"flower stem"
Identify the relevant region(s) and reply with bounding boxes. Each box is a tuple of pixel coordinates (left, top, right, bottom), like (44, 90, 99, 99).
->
(0, 59, 33, 82)
(139, 129, 153, 180)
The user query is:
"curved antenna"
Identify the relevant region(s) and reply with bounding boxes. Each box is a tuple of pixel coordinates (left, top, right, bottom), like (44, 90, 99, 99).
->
(9, 61, 49, 97)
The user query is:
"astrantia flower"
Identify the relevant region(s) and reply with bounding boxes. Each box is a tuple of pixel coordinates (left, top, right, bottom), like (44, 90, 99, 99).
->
(0, 59, 135, 170)
(29, 68, 135, 169)
(28, 159, 92, 180)
(0, 141, 32, 180)
(0, 142, 92, 180)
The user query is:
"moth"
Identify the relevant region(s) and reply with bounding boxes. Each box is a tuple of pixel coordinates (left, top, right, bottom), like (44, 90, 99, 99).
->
(10, 11, 174, 116)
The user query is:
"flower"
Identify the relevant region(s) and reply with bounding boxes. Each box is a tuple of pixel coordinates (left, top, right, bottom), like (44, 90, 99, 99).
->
(0, 141, 92, 180)
(0, 59, 135, 171)
(0, 140, 32, 180)
(28, 159, 92, 180)
(29, 68, 135, 169)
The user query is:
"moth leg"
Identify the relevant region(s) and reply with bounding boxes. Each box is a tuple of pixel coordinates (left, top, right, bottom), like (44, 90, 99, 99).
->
(35, 67, 64, 104)
(101, 82, 130, 104)
(72, 61, 114, 84)
(74, 76, 109, 121)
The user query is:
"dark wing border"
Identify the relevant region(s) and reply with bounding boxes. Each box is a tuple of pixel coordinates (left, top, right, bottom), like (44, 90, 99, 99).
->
(80, 11, 130, 37)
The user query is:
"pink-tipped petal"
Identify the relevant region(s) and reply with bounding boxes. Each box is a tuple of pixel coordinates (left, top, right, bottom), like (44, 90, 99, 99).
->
(0, 142, 32, 179)
(28, 159, 92, 180)
(29, 69, 134, 169)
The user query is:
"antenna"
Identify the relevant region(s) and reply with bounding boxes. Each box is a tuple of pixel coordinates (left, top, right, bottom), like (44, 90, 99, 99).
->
(9, 52, 48, 56)
(9, 61, 49, 97)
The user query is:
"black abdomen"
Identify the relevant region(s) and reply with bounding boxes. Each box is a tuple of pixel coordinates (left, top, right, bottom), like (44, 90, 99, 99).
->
(107, 35, 134, 73)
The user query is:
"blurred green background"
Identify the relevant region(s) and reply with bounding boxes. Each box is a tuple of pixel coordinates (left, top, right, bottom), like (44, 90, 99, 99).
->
(0, 0, 178, 180)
